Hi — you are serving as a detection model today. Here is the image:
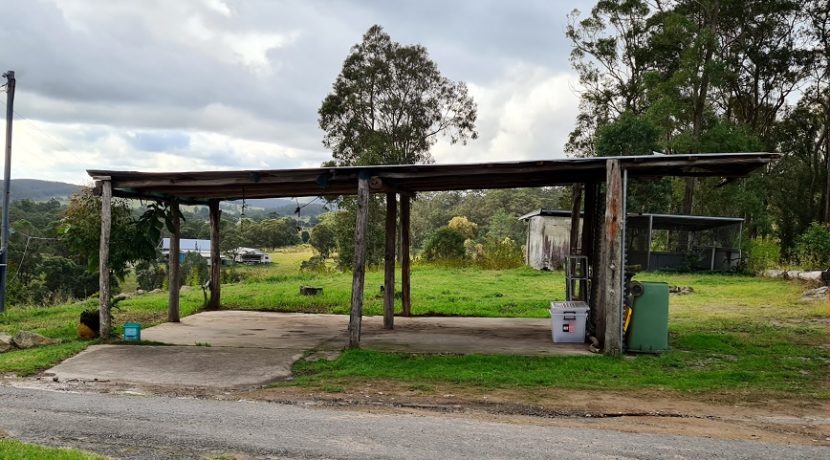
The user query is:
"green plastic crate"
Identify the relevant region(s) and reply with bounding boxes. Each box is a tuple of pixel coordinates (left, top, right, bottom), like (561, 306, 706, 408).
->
(626, 281, 669, 353)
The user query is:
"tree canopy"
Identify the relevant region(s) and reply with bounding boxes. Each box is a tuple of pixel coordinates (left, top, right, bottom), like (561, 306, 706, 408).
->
(319, 25, 478, 166)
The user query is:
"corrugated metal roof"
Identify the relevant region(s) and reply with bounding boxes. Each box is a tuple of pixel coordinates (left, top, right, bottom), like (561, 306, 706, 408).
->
(88, 152, 777, 204)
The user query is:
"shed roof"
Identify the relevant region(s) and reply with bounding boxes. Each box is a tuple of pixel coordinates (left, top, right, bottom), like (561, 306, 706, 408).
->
(521, 209, 743, 232)
(88, 152, 776, 204)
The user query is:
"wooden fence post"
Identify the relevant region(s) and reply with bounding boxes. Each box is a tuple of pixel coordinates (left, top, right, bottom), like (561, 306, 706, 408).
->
(208, 199, 221, 310)
(98, 179, 112, 339)
(349, 176, 370, 347)
(383, 192, 397, 329)
(400, 194, 412, 317)
(168, 199, 181, 323)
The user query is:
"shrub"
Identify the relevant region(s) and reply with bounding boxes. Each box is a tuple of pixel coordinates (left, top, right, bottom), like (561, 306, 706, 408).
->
(422, 227, 466, 262)
(221, 266, 246, 284)
(795, 222, 830, 269)
(744, 237, 781, 274)
(135, 260, 166, 291)
(300, 255, 331, 273)
(448, 216, 478, 240)
(476, 237, 524, 270)
(180, 252, 209, 287)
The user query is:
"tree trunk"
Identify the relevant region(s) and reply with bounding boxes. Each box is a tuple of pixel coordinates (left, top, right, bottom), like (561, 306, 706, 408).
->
(349, 176, 370, 347)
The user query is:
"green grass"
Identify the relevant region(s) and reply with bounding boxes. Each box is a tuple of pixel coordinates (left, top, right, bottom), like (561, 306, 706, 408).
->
(0, 245, 826, 401)
(0, 439, 104, 460)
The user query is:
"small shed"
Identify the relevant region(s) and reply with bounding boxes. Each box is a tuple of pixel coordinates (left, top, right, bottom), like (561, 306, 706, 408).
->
(520, 210, 743, 272)
(518, 209, 581, 270)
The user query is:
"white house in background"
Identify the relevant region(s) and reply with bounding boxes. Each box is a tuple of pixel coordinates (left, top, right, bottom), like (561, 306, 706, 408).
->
(161, 238, 211, 262)
(234, 247, 272, 264)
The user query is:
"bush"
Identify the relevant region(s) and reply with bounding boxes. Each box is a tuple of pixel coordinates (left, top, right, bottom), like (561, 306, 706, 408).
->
(744, 237, 781, 274)
(135, 260, 166, 291)
(422, 227, 466, 262)
(300, 255, 331, 273)
(795, 222, 830, 269)
(476, 237, 524, 270)
(180, 252, 209, 287)
(221, 265, 246, 284)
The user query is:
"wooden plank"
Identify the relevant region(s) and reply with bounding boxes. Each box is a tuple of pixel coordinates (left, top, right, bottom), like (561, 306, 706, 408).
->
(600, 160, 624, 356)
(208, 200, 221, 310)
(98, 180, 112, 339)
(168, 200, 181, 323)
(582, 182, 598, 334)
(383, 192, 397, 329)
(349, 176, 370, 347)
(400, 194, 412, 317)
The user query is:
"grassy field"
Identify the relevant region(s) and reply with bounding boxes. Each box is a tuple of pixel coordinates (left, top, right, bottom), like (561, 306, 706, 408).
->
(0, 245, 826, 401)
(0, 438, 104, 460)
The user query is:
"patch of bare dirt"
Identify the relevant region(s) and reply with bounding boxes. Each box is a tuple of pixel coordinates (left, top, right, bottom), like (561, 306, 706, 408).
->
(244, 381, 829, 446)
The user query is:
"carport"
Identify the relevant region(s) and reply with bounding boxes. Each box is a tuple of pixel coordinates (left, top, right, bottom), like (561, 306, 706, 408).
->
(88, 152, 775, 355)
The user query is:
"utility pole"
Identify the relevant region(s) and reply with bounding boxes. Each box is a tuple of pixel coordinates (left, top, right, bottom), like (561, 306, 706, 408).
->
(0, 70, 15, 313)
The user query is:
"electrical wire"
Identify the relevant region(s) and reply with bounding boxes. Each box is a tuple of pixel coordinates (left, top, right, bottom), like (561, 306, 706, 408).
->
(12, 233, 58, 280)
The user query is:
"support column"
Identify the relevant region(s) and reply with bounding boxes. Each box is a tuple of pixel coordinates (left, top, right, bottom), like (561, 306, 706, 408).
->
(208, 200, 221, 310)
(98, 179, 112, 339)
(349, 176, 370, 347)
(383, 192, 397, 329)
(569, 183, 583, 256)
(598, 160, 624, 356)
(167, 199, 181, 323)
(400, 194, 412, 317)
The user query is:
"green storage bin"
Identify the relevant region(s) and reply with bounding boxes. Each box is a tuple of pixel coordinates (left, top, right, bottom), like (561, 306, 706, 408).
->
(626, 281, 669, 353)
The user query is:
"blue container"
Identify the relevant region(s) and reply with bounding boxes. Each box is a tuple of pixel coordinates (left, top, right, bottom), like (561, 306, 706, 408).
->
(123, 322, 141, 342)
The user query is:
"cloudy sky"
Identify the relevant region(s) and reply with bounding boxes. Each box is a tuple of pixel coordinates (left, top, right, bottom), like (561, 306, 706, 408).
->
(0, 0, 593, 185)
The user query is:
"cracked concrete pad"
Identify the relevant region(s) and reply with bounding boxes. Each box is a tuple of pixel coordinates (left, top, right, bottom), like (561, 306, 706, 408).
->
(141, 311, 349, 350)
(48, 345, 300, 388)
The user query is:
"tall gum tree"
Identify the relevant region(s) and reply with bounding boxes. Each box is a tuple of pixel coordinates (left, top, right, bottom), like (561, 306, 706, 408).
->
(319, 25, 477, 166)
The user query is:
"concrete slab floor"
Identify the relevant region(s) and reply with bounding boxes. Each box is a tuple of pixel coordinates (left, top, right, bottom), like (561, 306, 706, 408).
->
(47, 345, 301, 388)
(45, 312, 593, 389)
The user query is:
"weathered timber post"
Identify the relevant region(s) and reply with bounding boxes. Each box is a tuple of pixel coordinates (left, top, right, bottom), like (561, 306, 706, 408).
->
(167, 199, 181, 323)
(208, 199, 221, 310)
(400, 194, 412, 317)
(569, 183, 583, 256)
(98, 179, 112, 339)
(599, 160, 624, 355)
(349, 175, 370, 347)
(582, 182, 598, 309)
(383, 192, 397, 329)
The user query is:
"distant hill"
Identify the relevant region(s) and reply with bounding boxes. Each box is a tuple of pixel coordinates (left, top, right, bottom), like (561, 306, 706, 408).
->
(0, 179, 82, 202)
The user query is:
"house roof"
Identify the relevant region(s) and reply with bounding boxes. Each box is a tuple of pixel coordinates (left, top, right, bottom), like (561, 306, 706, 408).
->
(88, 152, 777, 204)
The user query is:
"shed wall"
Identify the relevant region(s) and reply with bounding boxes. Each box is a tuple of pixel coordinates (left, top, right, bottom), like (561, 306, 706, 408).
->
(525, 216, 578, 270)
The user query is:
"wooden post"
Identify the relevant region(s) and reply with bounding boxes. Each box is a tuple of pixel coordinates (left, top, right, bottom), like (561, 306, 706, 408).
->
(598, 160, 624, 356)
(383, 192, 397, 329)
(208, 200, 221, 310)
(400, 194, 412, 317)
(167, 199, 181, 323)
(98, 179, 112, 339)
(582, 182, 598, 322)
(569, 183, 583, 255)
(349, 176, 370, 347)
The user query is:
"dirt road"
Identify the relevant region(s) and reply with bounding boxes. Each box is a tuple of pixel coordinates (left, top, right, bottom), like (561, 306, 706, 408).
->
(1, 385, 826, 459)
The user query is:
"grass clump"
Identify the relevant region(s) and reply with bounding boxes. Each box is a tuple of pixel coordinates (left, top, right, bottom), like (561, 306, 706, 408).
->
(0, 439, 104, 460)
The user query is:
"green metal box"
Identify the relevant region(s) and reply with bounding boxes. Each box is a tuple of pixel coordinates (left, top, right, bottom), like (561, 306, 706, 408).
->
(626, 281, 669, 353)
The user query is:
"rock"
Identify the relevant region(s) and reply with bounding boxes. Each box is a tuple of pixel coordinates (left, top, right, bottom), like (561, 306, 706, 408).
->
(796, 271, 822, 281)
(800, 286, 828, 301)
(12, 331, 56, 349)
(150, 288, 163, 294)
(763, 269, 785, 278)
(669, 285, 694, 295)
(135, 289, 145, 295)
(0, 332, 13, 352)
